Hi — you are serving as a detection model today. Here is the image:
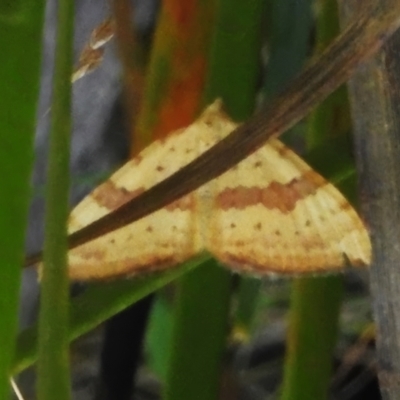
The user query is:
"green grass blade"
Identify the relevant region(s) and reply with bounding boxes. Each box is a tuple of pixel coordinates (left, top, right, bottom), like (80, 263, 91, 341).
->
(12, 255, 206, 375)
(163, 1, 265, 399)
(306, 0, 351, 150)
(164, 261, 232, 400)
(235, 278, 262, 336)
(145, 294, 175, 380)
(132, 0, 218, 387)
(281, 276, 344, 400)
(0, 1, 45, 398)
(36, 0, 74, 398)
(263, 0, 312, 99)
(204, 0, 265, 118)
(281, 1, 352, 399)
(233, 0, 313, 339)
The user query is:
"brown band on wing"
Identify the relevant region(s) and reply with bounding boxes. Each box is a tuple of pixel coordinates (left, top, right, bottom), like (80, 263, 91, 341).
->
(92, 180, 145, 210)
(215, 170, 327, 213)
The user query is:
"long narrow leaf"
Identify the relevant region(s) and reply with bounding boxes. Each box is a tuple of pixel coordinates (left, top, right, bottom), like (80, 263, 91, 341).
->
(235, 0, 312, 338)
(12, 255, 206, 375)
(132, 0, 217, 388)
(164, 1, 265, 399)
(164, 260, 232, 400)
(37, 0, 74, 398)
(281, 0, 350, 398)
(135, 0, 216, 147)
(0, 2, 45, 399)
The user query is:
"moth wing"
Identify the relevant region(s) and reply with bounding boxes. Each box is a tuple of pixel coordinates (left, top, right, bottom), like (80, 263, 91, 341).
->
(205, 138, 371, 275)
(68, 102, 227, 280)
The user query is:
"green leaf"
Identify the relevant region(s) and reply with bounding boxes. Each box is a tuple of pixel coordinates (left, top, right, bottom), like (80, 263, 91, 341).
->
(12, 255, 207, 375)
(37, 0, 74, 398)
(0, 1, 45, 398)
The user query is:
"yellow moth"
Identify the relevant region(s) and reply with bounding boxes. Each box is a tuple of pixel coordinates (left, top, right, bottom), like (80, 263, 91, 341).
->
(66, 101, 371, 280)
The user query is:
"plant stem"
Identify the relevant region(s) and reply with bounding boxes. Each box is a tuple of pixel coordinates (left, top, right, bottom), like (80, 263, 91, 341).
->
(37, 0, 74, 398)
(164, 1, 264, 399)
(339, 1, 400, 398)
(0, 1, 45, 399)
(281, 1, 350, 398)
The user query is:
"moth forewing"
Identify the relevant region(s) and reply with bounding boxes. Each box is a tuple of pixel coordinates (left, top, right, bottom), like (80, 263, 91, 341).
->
(62, 101, 371, 280)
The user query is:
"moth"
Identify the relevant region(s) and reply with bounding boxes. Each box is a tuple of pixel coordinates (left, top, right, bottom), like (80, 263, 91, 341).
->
(66, 100, 371, 280)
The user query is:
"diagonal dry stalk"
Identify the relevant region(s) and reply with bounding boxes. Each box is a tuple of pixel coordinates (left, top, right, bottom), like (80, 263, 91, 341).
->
(26, 1, 400, 265)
